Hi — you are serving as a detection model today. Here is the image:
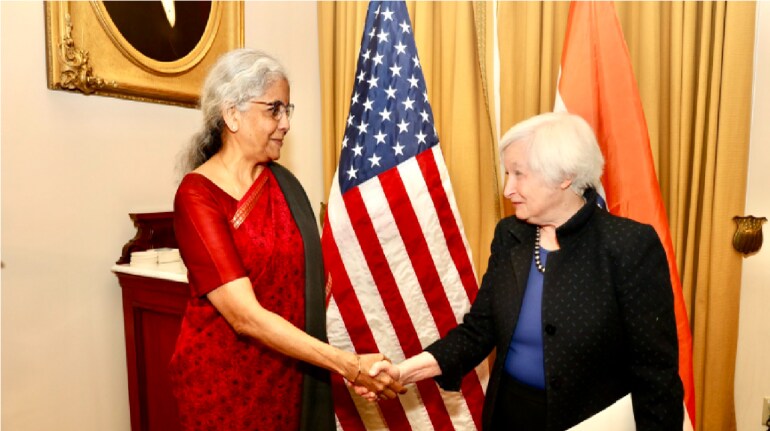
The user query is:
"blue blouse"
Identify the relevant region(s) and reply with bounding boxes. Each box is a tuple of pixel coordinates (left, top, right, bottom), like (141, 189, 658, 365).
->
(503, 247, 549, 389)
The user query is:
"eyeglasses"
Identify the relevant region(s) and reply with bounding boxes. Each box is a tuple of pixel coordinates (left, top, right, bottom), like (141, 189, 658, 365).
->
(249, 100, 295, 121)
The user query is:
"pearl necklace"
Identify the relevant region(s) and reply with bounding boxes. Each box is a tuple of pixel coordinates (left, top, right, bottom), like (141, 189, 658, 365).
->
(534, 227, 546, 273)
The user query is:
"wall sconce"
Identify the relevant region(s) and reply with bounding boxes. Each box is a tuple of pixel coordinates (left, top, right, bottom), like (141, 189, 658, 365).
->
(732, 215, 767, 256)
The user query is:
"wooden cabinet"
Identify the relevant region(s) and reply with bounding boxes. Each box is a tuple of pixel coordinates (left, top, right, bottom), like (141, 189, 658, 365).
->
(113, 212, 187, 431)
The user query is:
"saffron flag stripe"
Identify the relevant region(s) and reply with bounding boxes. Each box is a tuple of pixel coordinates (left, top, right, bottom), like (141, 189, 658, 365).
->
(553, 2, 695, 429)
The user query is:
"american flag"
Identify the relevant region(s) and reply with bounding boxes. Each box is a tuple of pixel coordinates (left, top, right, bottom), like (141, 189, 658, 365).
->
(321, 1, 488, 430)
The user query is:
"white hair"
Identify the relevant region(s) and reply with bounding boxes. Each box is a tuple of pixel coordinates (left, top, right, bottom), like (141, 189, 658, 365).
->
(179, 49, 288, 174)
(499, 112, 604, 195)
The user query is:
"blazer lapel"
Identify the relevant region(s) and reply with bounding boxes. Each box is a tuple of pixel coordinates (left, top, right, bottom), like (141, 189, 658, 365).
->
(499, 224, 534, 348)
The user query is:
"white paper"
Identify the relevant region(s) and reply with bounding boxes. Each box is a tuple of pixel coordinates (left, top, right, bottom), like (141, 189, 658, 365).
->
(567, 393, 635, 431)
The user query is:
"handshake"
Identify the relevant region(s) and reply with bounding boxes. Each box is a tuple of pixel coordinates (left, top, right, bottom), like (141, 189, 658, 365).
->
(345, 353, 407, 402)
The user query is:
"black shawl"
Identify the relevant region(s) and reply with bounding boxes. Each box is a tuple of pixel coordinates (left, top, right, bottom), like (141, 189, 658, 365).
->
(270, 162, 335, 431)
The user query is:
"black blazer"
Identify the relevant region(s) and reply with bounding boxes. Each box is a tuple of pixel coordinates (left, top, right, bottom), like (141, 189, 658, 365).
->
(425, 189, 684, 430)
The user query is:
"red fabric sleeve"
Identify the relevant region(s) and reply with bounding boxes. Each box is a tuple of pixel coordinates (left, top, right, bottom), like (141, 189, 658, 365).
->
(174, 175, 246, 297)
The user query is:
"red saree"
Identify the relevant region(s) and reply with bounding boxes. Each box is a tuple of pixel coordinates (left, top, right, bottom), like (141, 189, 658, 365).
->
(170, 169, 305, 431)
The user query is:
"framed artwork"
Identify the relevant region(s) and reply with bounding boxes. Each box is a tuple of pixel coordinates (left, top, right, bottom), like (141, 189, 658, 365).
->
(45, 1, 243, 108)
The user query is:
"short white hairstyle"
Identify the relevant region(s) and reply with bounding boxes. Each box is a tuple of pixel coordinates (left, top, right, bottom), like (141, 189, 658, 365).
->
(499, 112, 604, 195)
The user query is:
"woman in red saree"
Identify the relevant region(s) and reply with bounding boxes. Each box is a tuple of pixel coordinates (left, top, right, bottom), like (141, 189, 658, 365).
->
(171, 49, 403, 431)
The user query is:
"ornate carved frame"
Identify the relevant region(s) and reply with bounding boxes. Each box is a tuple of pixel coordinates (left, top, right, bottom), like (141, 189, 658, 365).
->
(44, 1, 243, 108)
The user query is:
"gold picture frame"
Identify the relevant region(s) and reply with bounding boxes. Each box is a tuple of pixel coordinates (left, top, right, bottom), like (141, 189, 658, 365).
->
(45, 1, 243, 108)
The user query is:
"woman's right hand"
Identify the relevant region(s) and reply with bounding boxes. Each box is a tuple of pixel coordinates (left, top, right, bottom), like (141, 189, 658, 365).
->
(353, 351, 441, 402)
(348, 353, 407, 401)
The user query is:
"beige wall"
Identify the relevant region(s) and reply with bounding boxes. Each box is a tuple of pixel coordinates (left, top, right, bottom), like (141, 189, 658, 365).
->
(2, 1, 769, 431)
(735, 2, 770, 431)
(1, 2, 321, 430)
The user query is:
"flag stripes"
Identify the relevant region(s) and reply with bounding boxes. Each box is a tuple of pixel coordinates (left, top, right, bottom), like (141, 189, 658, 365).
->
(323, 146, 488, 429)
(415, 150, 479, 304)
(323, 2, 486, 428)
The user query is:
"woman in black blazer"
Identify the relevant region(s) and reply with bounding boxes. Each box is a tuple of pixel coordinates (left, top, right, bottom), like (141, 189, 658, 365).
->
(362, 112, 684, 430)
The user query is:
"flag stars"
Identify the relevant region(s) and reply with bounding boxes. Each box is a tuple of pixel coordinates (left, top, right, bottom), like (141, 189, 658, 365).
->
(357, 120, 368, 135)
(416, 130, 427, 144)
(401, 96, 415, 111)
(346, 165, 358, 179)
(372, 52, 384, 66)
(337, 4, 442, 191)
(374, 131, 387, 144)
(352, 143, 364, 157)
(368, 153, 382, 167)
(376, 29, 389, 43)
(393, 141, 405, 156)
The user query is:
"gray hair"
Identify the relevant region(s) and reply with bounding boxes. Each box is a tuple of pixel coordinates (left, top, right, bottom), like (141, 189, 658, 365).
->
(499, 112, 604, 195)
(179, 49, 288, 174)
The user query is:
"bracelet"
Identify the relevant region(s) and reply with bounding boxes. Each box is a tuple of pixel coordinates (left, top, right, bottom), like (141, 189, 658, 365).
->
(350, 355, 362, 384)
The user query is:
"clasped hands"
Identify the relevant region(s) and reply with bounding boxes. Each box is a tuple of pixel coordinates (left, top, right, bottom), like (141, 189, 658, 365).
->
(347, 354, 406, 402)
